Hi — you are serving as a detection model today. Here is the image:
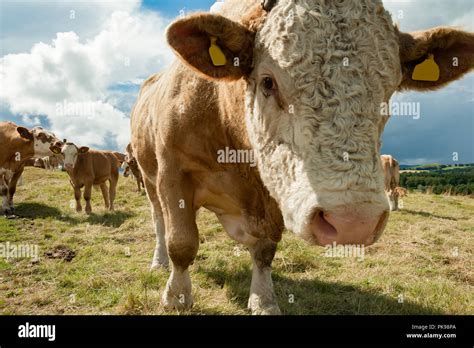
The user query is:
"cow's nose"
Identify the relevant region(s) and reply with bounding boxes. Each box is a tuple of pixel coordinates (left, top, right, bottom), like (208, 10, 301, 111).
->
(310, 205, 389, 246)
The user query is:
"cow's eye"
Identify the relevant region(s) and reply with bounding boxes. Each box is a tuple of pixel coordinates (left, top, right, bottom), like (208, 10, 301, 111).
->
(261, 77, 277, 96)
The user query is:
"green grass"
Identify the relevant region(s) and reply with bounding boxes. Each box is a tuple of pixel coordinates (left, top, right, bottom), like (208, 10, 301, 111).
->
(0, 167, 473, 315)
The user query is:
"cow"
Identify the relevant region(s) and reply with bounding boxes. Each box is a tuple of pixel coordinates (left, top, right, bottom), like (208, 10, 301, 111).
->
(122, 143, 144, 192)
(42, 155, 64, 170)
(34, 158, 45, 169)
(130, 0, 474, 314)
(0, 122, 63, 214)
(61, 143, 122, 214)
(381, 154, 405, 211)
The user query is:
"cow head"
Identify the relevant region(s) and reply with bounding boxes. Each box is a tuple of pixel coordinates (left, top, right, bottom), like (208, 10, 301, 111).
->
(17, 126, 63, 158)
(167, 0, 474, 246)
(61, 143, 89, 171)
(122, 161, 131, 177)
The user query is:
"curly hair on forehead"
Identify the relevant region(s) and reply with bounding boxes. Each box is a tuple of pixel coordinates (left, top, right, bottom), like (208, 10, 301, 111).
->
(250, 0, 401, 190)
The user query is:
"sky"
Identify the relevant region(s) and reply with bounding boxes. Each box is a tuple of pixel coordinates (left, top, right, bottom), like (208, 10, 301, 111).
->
(0, 0, 473, 164)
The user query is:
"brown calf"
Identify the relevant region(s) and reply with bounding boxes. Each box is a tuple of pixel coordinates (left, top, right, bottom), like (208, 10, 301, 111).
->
(61, 143, 122, 214)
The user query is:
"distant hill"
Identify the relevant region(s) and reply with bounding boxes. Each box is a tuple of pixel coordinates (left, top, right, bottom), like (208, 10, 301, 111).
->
(400, 163, 474, 171)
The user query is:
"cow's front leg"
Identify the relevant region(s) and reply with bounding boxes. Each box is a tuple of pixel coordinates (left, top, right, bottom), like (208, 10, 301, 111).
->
(83, 183, 92, 215)
(392, 194, 399, 211)
(1, 182, 11, 215)
(74, 186, 82, 212)
(159, 174, 198, 311)
(136, 178, 141, 192)
(99, 183, 109, 210)
(143, 177, 168, 270)
(108, 176, 118, 212)
(388, 192, 398, 211)
(7, 169, 23, 213)
(248, 239, 281, 315)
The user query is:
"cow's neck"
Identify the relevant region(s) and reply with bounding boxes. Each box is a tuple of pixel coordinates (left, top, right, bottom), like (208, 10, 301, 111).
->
(3, 144, 34, 171)
(199, 77, 283, 242)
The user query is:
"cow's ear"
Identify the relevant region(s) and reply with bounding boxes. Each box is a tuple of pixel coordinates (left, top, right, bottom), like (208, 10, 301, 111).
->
(167, 13, 255, 81)
(17, 127, 33, 140)
(398, 27, 474, 91)
(78, 147, 89, 154)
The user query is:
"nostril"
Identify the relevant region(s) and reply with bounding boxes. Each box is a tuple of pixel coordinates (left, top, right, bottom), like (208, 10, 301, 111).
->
(312, 210, 337, 242)
(310, 207, 389, 246)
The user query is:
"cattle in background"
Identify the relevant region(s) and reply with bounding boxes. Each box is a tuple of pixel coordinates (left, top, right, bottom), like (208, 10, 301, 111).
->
(0, 122, 63, 214)
(381, 155, 406, 211)
(131, 0, 474, 314)
(61, 143, 122, 214)
(34, 158, 45, 169)
(123, 143, 144, 192)
(42, 155, 64, 170)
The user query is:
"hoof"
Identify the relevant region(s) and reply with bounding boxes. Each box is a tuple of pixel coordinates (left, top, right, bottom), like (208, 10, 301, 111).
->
(161, 272, 193, 311)
(3, 207, 14, 216)
(251, 304, 281, 315)
(248, 294, 281, 315)
(161, 291, 193, 311)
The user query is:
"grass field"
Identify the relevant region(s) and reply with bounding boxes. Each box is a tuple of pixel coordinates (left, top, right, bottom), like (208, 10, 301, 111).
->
(0, 167, 473, 315)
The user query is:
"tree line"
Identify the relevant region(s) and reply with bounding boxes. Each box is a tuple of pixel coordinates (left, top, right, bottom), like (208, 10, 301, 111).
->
(400, 166, 474, 196)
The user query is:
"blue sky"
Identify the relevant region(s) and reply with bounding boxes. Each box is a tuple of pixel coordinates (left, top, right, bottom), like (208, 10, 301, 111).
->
(0, 0, 473, 164)
(141, 0, 216, 15)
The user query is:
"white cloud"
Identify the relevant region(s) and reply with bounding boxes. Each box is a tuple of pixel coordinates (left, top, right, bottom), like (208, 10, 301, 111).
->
(0, 5, 174, 150)
(451, 11, 474, 31)
(0, 0, 141, 55)
(210, 1, 224, 14)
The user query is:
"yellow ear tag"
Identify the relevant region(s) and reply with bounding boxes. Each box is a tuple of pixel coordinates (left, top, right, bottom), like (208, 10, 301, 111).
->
(209, 36, 227, 67)
(412, 54, 440, 82)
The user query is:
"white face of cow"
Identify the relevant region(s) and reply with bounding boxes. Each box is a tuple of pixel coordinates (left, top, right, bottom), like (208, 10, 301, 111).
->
(30, 127, 63, 158)
(62, 143, 89, 170)
(167, 0, 474, 247)
(122, 161, 131, 177)
(244, 0, 402, 245)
